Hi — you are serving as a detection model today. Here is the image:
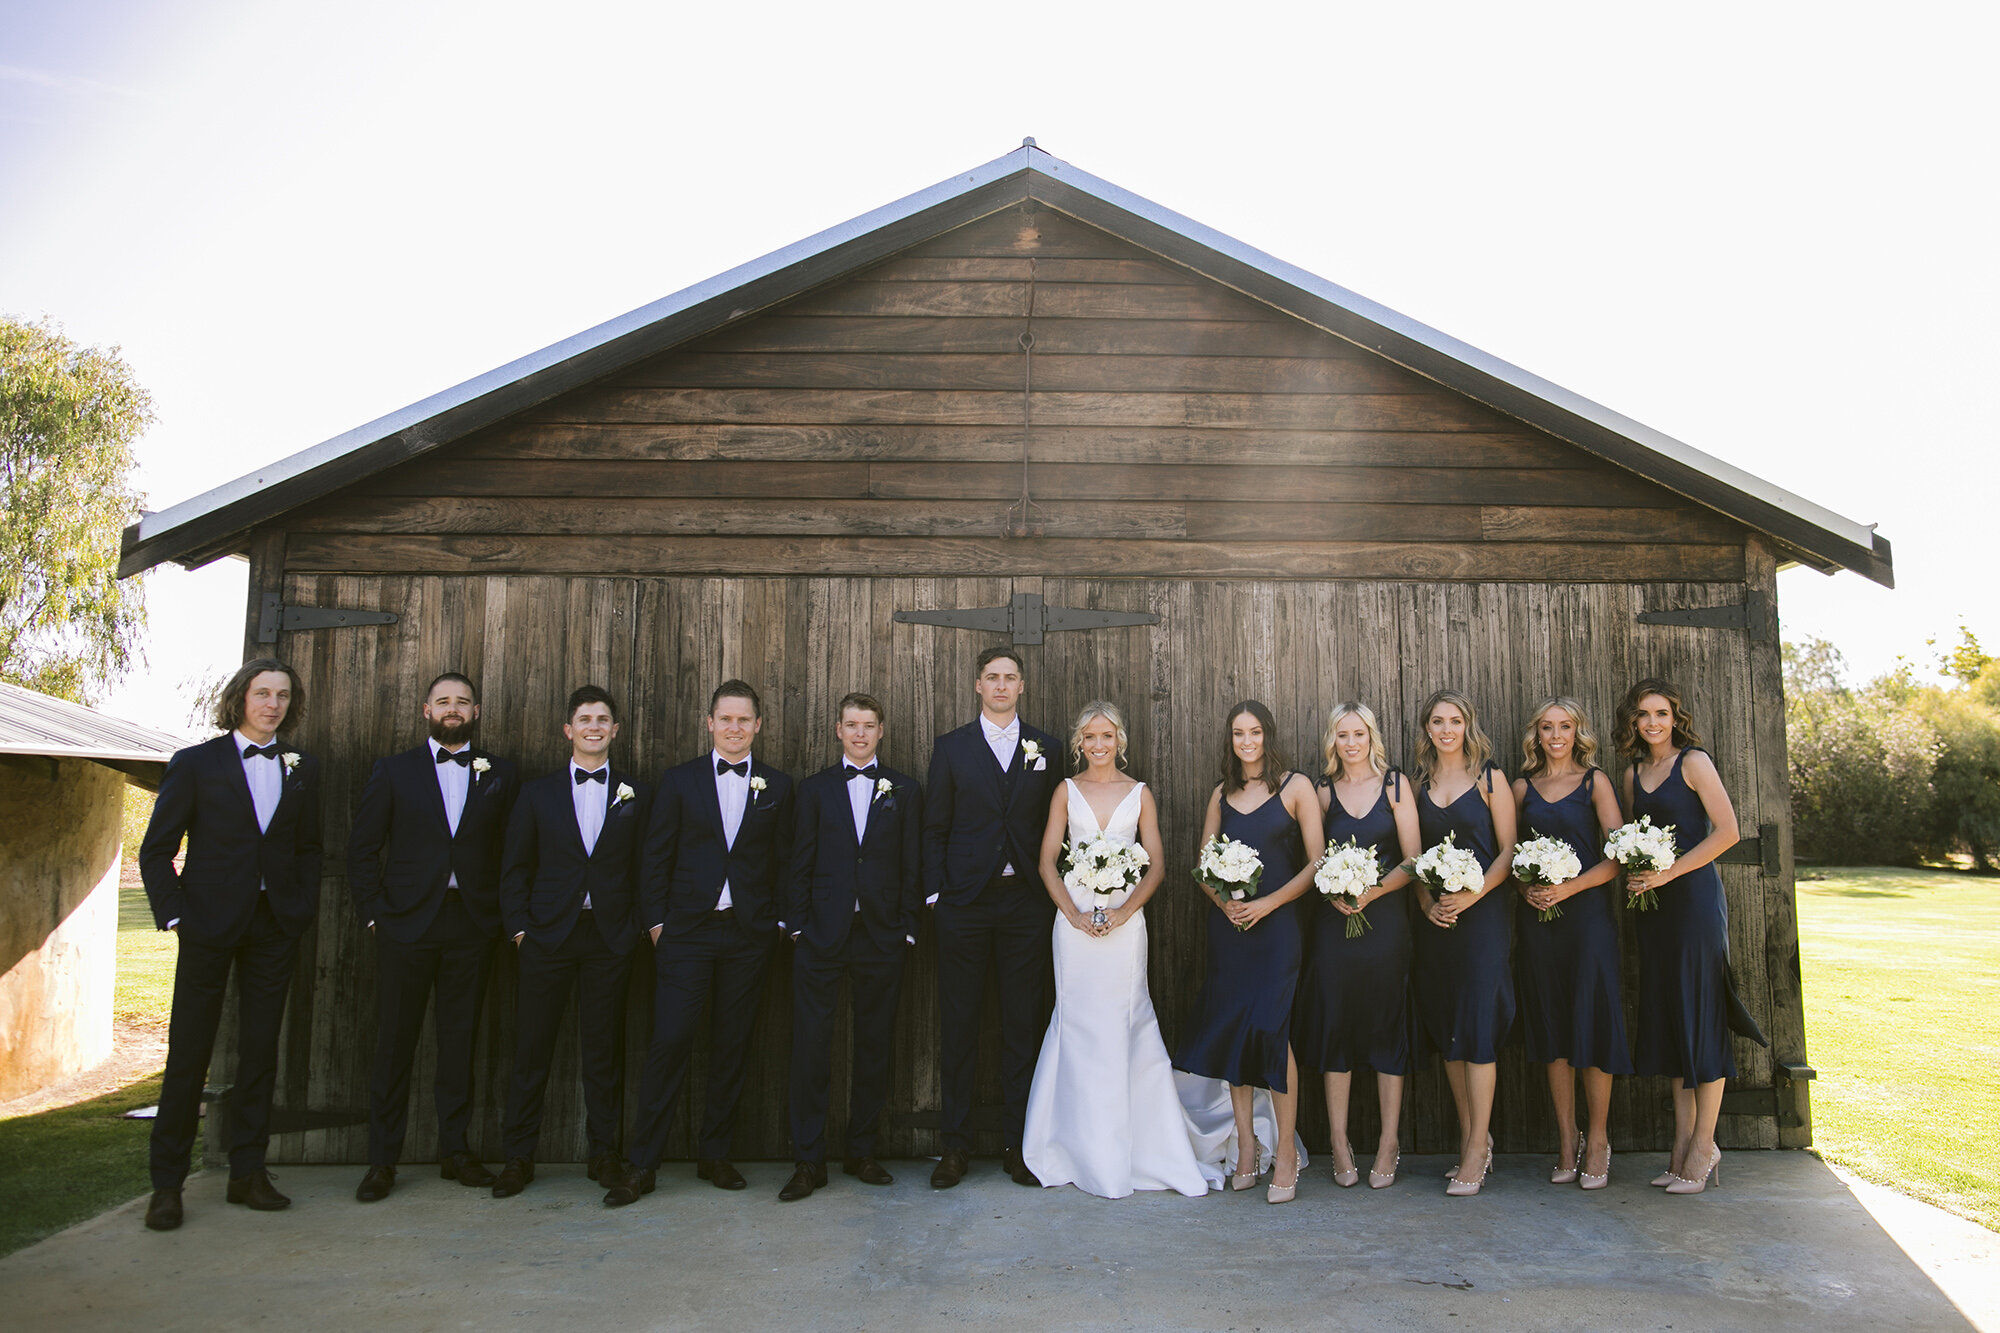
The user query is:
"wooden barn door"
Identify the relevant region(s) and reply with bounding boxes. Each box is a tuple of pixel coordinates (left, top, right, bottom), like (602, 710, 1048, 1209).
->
(261, 567, 1786, 1164)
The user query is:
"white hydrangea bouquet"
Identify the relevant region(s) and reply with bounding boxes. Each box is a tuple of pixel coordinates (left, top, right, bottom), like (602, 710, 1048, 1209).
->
(1195, 834, 1264, 931)
(1314, 837, 1381, 937)
(1512, 834, 1583, 922)
(1413, 832, 1483, 928)
(1063, 833, 1150, 913)
(1604, 816, 1677, 912)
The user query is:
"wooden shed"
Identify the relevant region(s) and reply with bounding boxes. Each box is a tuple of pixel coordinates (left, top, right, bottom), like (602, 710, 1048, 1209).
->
(120, 143, 1892, 1165)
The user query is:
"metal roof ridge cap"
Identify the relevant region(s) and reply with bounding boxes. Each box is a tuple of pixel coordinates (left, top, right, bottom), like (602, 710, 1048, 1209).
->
(134, 144, 1043, 545)
(1031, 156, 1882, 556)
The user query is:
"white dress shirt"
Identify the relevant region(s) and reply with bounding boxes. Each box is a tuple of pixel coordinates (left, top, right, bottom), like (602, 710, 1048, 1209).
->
(844, 759, 876, 845)
(571, 759, 609, 908)
(431, 738, 469, 890)
(714, 750, 751, 910)
(980, 715, 1019, 876)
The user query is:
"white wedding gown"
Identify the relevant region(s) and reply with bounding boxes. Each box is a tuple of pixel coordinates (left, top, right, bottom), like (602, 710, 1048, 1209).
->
(1022, 781, 1214, 1198)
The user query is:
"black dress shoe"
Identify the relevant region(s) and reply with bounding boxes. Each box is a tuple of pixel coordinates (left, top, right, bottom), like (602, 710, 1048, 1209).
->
(355, 1165, 396, 1202)
(144, 1189, 183, 1231)
(931, 1149, 969, 1189)
(843, 1157, 893, 1186)
(440, 1152, 495, 1188)
(603, 1164, 655, 1207)
(226, 1170, 291, 1211)
(491, 1158, 535, 1198)
(778, 1161, 828, 1202)
(587, 1151, 618, 1183)
(1002, 1147, 1042, 1187)
(696, 1159, 747, 1190)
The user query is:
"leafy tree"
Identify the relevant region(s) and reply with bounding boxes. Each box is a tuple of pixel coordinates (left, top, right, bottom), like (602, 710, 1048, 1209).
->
(1931, 622, 1992, 685)
(0, 316, 152, 703)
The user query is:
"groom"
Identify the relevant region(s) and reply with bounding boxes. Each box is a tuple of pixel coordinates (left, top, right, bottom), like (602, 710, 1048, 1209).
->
(923, 645, 1059, 1188)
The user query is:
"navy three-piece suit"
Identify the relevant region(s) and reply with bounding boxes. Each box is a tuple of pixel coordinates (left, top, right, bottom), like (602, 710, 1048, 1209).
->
(785, 760, 923, 1164)
(923, 718, 1060, 1152)
(347, 741, 519, 1168)
(628, 753, 795, 1168)
(139, 732, 323, 1190)
(496, 765, 650, 1164)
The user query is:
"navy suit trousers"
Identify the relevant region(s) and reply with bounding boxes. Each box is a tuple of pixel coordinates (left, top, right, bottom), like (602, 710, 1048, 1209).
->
(630, 915, 773, 1167)
(935, 875, 1053, 1151)
(150, 895, 298, 1189)
(367, 891, 494, 1165)
(501, 914, 631, 1162)
(788, 932, 905, 1163)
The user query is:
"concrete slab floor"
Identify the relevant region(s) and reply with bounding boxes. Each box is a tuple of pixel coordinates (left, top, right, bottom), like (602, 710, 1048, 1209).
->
(0, 1152, 1987, 1332)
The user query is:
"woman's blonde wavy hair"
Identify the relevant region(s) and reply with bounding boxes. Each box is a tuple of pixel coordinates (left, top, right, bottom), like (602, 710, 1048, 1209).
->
(1068, 699, 1130, 769)
(1519, 696, 1599, 776)
(1321, 700, 1389, 777)
(1413, 687, 1492, 784)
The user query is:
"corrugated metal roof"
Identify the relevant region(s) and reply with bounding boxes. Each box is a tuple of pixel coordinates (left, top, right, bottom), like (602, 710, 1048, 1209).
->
(116, 142, 1893, 585)
(0, 683, 192, 764)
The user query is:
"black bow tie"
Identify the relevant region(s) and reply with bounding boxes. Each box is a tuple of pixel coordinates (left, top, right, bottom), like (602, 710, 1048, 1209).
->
(242, 743, 281, 761)
(716, 758, 749, 778)
(436, 748, 472, 767)
(846, 765, 879, 783)
(574, 767, 608, 785)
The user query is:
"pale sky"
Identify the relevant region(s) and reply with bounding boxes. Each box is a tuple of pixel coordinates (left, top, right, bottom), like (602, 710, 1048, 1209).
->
(3, 0, 1992, 728)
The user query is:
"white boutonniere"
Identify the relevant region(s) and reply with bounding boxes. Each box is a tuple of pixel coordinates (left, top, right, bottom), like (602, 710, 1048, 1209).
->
(1021, 740, 1041, 761)
(281, 752, 301, 774)
(613, 782, 636, 807)
(875, 777, 894, 797)
(472, 757, 492, 782)
(748, 773, 768, 806)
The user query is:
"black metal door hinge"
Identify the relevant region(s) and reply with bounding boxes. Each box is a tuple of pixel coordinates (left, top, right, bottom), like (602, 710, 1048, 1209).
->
(258, 594, 398, 644)
(1637, 589, 1775, 642)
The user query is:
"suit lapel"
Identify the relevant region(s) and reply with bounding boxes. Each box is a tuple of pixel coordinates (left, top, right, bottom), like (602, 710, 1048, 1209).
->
(557, 771, 590, 859)
(695, 758, 727, 849)
(846, 769, 870, 852)
(216, 734, 261, 828)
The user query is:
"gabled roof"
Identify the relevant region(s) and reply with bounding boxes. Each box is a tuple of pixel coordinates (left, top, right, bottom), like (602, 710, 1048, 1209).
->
(0, 682, 193, 788)
(119, 142, 1893, 586)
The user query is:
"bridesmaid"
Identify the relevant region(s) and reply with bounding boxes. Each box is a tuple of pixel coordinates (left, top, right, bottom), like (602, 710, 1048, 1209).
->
(1296, 701, 1420, 1189)
(1410, 687, 1516, 1197)
(1173, 700, 1324, 1205)
(1616, 677, 1740, 1195)
(1511, 697, 1633, 1191)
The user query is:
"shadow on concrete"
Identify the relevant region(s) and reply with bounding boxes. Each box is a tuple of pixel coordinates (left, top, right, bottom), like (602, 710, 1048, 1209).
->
(0, 1151, 1984, 1331)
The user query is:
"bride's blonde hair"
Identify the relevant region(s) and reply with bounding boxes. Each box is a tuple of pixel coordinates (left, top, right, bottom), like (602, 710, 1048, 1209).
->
(1068, 699, 1130, 769)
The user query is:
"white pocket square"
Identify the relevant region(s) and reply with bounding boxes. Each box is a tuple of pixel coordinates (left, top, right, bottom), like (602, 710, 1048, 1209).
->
(1032, 756, 1046, 770)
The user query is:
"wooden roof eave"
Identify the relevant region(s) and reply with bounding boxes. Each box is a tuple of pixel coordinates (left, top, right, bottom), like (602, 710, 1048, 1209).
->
(118, 143, 1894, 588)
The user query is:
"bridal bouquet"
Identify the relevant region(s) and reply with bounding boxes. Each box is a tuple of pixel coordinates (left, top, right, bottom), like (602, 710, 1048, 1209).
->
(1314, 837, 1381, 937)
(1062, 833, 1149, 904)
(1512, 834, 1583, 922)
(1413, 832, 1483, 927)
(1604, 816, 1677, 912)
(1195, 834, 1264, 930)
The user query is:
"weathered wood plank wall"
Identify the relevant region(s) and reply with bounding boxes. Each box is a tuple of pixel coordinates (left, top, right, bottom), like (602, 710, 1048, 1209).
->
(263, 571, 1787, 1163)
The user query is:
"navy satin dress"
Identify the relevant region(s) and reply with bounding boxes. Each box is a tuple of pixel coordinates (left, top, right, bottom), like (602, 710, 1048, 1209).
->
(1412, 765, 1515, 1064)
(1296, 772, 1412, 1076)
(1631, 748, 1737, 1087)
(1515, 770, 1633, 1074)
(1174, 780, 1306, 1093)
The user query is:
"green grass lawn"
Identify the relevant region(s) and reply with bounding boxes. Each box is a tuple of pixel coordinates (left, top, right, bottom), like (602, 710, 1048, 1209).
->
(0, 1073, 167, 1256)
(117, 865, 178, 1024)
(1797, 866, 2000, 1232)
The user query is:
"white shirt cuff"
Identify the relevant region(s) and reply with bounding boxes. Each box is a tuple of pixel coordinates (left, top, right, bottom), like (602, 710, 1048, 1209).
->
(924, 893, 939, 906)
(165, 918, 179, 930)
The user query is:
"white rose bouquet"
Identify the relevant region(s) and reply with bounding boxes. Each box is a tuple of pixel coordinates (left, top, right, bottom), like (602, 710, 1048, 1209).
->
(1062, 833, 1150, 906)
(1195, 834, 1265, 931)
(1314, 837, 1381, 938)
(1604, 816, 1678, 912)
(1413, 832, 1483, 928)
(1512, 834, 1583, 922)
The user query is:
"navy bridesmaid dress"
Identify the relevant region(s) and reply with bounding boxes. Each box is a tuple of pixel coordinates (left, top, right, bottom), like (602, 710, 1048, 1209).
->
(1412, 765, 1514, 1063)
(1515, 770, 1633, 1074)
(1174, 779, 1306, 1093)
(1630, 747, 1737, 1086)
(1296, 771, 1412, 1077)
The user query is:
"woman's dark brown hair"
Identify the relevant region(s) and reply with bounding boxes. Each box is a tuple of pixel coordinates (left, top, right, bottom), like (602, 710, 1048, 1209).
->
(1613, 676, 1703, 761)
(212, 657, 305, 734)
(1220, 699, 1288, 796)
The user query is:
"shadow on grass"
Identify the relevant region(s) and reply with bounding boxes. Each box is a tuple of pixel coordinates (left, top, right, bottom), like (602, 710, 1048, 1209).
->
(0, 1072, 190, 1259)
(1808, 887, 1918, 899)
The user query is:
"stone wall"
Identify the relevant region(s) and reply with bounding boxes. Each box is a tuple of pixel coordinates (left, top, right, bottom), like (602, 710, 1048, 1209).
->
(0, 757, 121, 1101)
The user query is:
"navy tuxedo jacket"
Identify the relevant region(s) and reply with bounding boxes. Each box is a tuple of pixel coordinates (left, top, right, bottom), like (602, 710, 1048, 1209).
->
(498, 767, 650, 955)
(139, 733, 324, 943)
(347, 744, 520, 943)
(921, 719, 1060, 905)
(641, 754, 794, 940)
(785, 762, 923, 956)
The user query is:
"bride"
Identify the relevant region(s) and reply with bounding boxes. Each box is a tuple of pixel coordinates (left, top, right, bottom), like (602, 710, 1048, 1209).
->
(1021, 700, 1211, 1198)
